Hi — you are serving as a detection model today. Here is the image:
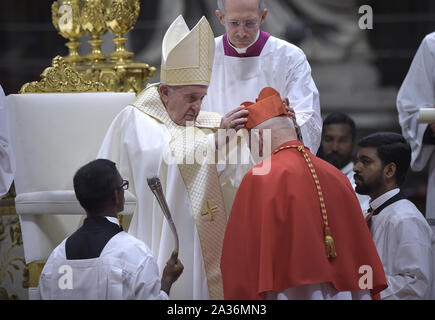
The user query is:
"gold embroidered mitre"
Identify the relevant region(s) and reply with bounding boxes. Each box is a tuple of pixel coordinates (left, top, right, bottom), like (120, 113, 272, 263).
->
(160, 15, 215, 86)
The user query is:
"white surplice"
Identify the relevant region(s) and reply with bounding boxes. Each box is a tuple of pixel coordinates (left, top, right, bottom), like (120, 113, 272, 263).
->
(369, 189, 434, 299)
(397, 32, 435, 220)
(264, 283, 370, 300)
(341, 161, 370, 215)
(202, 34, 322, 154)
(0, 85, 15, 197)
(38, 217, 168, 300)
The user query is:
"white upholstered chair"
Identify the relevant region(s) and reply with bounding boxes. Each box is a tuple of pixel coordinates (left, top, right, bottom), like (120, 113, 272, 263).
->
(6, 92, 137, 298)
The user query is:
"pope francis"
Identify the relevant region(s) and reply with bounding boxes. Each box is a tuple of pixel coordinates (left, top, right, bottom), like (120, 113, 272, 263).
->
(98, 15, 250, 300)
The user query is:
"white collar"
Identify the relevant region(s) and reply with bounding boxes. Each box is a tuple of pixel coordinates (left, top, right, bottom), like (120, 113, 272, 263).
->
(228, 30, 260, 54)
(105, 216, 120, 226)
(369, 188, 400, 211)
(340, 161, 354, 176)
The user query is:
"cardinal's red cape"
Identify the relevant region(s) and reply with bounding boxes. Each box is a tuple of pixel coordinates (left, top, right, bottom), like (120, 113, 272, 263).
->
(221, 140, 387, 299)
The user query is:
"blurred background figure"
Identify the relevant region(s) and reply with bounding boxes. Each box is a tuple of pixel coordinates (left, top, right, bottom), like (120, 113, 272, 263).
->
(397, 31, 435, 226)
(319, 112, 370, 214)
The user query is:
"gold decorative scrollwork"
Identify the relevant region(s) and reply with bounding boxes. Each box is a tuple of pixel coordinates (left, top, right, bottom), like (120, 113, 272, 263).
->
(0, 183, 16, 217)
(0, 215, 27, 300)
(19, 56, 108, 93)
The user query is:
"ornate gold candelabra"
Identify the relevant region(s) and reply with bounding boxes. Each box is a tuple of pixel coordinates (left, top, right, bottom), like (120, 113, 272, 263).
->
(104, 0, 140, 63)
(80, 0, 107, 63)
(40, 0, 156, 94)
(52, 0, 84, 65)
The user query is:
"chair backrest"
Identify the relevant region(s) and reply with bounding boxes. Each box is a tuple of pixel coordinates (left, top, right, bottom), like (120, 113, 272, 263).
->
(7, 92, 136, 264)
(7, 92, 136, 194)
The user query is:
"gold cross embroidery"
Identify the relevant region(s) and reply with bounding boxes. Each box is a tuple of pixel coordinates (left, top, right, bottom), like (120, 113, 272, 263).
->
(201, 200, 219, 221)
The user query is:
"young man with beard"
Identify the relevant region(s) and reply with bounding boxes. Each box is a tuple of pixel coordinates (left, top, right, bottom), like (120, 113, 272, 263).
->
(353, 132, 434, 299)
(320, 112, 370, 214)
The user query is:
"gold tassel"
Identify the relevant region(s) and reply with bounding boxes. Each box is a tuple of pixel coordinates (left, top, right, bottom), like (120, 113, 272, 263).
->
(324, 227, 337, 259)
(324, 235, 337, 258)
(274, 145, 338, 260)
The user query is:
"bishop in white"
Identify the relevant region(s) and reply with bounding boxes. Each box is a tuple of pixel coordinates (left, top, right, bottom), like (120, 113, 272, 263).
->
(202, 0, 322, 153)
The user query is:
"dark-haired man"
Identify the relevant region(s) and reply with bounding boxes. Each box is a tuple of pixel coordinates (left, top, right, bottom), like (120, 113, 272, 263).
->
(320, 112, 370, 214)
(37, 159, 183, 299)
(354, 132, 434, 299)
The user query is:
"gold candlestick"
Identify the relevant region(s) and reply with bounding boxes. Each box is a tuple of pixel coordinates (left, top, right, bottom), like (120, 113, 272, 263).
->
(52, 0, 84, 65)
(104, 0, 140, 63)
(80, 0, 108, 63)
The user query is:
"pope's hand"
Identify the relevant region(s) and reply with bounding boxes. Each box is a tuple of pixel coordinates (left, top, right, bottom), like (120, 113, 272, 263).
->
(220, 106, 249, 131)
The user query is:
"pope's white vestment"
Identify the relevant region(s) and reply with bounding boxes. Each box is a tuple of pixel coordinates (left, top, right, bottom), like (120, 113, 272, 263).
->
(97, 84, 247, 299)
(38, 217, 168, 300)
(369, 189, 434, 299)
(202, 32, 322, 154)
(397, 32, 435, 221)
(0, 85, 15, 197)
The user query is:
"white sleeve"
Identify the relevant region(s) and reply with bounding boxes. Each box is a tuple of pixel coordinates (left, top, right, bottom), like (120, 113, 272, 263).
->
(381, 217, 433, 299)
(37, 262, 54, 300)
(132, 256, 169, 300)
(285, 53, 322, 154)
(397, 34, 435, 171)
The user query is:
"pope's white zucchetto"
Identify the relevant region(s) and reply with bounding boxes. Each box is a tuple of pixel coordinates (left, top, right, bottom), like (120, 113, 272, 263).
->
(160, 15, 215, 86)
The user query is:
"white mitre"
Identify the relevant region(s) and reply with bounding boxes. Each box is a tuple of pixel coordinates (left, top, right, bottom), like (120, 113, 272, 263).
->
(160, 15, 215, 86)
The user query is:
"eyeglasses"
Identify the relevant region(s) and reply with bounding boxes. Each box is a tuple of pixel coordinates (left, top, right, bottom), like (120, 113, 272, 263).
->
(224, 19, 259, 30)
(117, 180, 129, 191)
